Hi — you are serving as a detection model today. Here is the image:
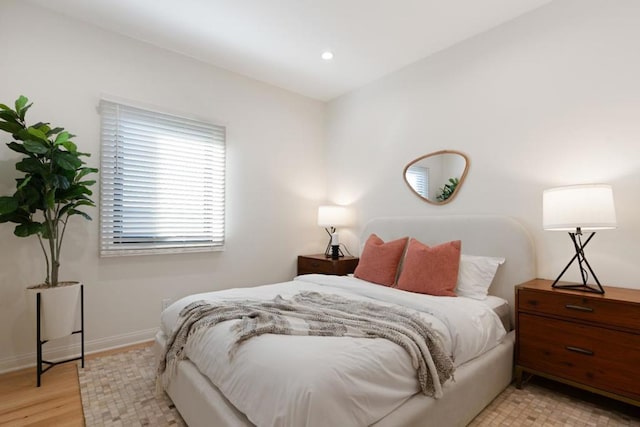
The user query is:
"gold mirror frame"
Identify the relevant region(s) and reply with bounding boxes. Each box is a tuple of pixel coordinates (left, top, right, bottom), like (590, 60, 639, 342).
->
(403, 150, 469, 205)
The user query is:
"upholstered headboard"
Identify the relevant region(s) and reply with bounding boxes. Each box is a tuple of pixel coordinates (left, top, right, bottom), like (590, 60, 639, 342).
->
(361, 215, 536, 324)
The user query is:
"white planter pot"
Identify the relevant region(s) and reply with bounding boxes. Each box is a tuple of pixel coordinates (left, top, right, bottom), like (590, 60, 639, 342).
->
(27, 282, 82, 341)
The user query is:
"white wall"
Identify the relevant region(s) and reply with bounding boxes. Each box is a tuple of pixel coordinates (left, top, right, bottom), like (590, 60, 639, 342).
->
(327, 0, 640, 290)
(0, 1, 326, 371)
(3, 0, 639, 373)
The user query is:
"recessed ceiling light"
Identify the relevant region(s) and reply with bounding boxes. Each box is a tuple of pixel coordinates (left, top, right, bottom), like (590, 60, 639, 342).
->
(321, 51, 334, 61)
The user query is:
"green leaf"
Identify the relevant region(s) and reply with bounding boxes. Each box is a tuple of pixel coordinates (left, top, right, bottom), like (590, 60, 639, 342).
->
(16, 175, 32, 191)
(54, 131, 70, 145)
(58, 185, 92, 200)
(76, 180, 96, 187)
(27, 127, 48, 141)
(68, 209, 92, 221)
(62, 140, 78, 153)
(59, 202, 74, 217)
(0, 209, 30, 224)
(17, 128, 32, 141)
(23, 139, 49, 154)
(0, 213, 18, 224)
(54, 152, 82, 170)
(59, 167, 75, 180)
(6, 142, 29, 155)
(41, 223, 52, 239)
(69, 194, 91, 202)
(31, 122, 52, 131)
(15, 96, 28, 112)
(0, 103, 11, 110)
(16, 157, 45, 174)
(0, 121, 22, 134)
(36, 124, 51, 136)
(75, 199, 95, 207)
(0, 213, 13, 223)
(76, 167, 98, 180)
(0, 197, 18, 214)
(60, 200, 95, 217)
(47, 127, 64, 136)
(51, 174, 70, 190)
(14, 222, 41, 237)
(60, 200, 94, 217)
(0, 110, 19, 123)
(15, 185, 41, 207)
(19, 102, 32, 121)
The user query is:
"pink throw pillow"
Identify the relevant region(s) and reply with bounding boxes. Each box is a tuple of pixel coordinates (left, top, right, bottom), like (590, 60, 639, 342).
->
(354, 234, 408, 287)
(396, 239, 461, 296)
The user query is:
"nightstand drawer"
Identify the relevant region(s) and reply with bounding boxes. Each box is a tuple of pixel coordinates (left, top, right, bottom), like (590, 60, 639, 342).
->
(518, 288, 640, 331)
(298, 257, 338, 275)
(297, 255, 359, 276)
(518, 313, 640, 401)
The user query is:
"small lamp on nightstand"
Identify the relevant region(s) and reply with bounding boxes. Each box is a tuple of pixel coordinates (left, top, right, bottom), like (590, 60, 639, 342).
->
(317, 205, 352, 259)
(543, 184, 617, 294)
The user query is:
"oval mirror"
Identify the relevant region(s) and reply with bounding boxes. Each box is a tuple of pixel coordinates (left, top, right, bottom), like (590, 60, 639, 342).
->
(403, 150, 469, 205)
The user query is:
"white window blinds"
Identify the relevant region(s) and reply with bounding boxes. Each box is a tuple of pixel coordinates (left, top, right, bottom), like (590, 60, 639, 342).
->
(406, 165, 429, 199)
(99, 100, 225, 256)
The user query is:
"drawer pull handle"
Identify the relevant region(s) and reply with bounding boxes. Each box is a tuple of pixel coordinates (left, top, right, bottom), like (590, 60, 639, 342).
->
(565, 304, 593, 312)
(566, 346, 594, 356)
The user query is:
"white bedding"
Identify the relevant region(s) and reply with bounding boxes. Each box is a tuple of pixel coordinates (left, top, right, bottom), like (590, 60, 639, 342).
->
(160, 274, 507, 427)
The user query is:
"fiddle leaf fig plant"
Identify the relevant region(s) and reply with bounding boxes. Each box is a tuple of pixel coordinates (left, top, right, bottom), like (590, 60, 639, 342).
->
(436, 177, 460, 202)
(0, 96, 98, 287)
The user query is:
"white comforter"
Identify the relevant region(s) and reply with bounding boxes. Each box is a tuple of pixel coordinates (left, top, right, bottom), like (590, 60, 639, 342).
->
(160, 274, 506, 427)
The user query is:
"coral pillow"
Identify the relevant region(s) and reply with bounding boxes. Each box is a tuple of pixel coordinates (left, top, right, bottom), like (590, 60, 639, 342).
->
(354, 234, 408, 287)
(396, 239, 461, 296)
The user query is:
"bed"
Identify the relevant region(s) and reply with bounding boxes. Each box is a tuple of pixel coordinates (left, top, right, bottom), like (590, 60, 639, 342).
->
(155, 215, 535, 426)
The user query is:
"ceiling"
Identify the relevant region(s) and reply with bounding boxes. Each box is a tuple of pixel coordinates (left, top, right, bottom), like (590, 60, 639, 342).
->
(26, 0, 552, 101)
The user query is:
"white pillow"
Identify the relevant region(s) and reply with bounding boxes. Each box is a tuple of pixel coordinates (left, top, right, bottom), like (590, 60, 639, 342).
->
(455, 255, 505, 300)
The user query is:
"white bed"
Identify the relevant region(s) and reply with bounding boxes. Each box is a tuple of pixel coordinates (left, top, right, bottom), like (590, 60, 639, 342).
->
(155, 215, 535, 426)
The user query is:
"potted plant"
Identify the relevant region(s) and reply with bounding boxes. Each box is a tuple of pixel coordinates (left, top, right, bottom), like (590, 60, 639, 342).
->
(436, 177, 460, 202)
(0, 95, 97, 340)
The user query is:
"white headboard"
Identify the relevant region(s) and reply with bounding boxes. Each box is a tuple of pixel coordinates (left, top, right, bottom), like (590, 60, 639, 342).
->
(361, 215, 536, 323)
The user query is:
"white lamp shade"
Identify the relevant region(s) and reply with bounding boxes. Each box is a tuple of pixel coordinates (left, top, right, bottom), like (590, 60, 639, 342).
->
(317, 205, 352, 227)
(543, 184, 617, 231)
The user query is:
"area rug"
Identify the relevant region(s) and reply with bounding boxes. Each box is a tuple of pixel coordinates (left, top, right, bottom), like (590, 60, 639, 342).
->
(78, 346, 185, 426)
(469, 379, 639, 426)
(79, 346, 639, 426)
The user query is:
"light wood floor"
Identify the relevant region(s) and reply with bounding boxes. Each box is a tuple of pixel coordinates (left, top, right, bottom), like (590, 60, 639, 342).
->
(0, 342, 152, 427)
(2, 341, 637, 426)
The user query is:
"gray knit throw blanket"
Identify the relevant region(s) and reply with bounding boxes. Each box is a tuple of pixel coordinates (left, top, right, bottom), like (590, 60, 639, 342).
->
(157, 291, 455, 398)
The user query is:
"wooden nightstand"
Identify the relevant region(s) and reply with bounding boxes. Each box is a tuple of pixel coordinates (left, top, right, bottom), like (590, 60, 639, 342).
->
(297, 254, 359, 276)
(515, 278, 640, 406)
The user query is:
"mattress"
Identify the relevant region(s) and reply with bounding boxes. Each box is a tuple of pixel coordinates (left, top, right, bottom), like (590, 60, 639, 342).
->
(159, 274, 508, 427)
(483, 294, 511, 331)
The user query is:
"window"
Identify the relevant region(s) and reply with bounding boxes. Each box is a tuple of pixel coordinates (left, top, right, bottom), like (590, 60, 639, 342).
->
(406, 165, 429, 199)
(99, 100, 225, 256)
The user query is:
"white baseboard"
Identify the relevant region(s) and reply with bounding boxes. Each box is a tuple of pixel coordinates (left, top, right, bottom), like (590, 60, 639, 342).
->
(0, 327, 158, 374)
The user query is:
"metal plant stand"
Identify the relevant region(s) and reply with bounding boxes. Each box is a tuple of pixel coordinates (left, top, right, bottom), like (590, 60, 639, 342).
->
(36, 284, 85, 387)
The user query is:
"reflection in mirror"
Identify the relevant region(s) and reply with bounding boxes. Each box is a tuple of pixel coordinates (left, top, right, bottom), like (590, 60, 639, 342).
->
(403, 150, 469, 205)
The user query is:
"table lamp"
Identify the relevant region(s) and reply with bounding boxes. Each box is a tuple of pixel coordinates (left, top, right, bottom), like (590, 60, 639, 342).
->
(543, 184, 617, 294)
(317, 205, 352, 259)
